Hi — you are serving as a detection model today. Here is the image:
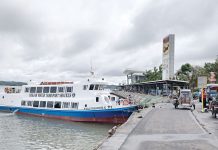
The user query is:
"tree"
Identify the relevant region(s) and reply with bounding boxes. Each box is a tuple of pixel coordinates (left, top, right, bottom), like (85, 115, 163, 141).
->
(176, 63, 199, 89)
(204, 62, 215, 73)
(176, 59, 218, 90)
(203, 59, 218, 83)
(143, 65, 162, 82)
(214, 59, 218, 82)
(190, 66, 206, 89)
(176, 63, 193, 81)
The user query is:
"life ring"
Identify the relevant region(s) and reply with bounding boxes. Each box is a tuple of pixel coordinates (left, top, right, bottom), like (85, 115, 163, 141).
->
(123, 99, 129, 105)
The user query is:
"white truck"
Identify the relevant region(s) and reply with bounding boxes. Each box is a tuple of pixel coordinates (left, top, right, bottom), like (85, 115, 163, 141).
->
(173, 89, 195, 109)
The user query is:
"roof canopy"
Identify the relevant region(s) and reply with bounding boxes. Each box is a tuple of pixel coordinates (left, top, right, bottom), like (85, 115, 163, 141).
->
(140, 79, 188, 85)
(119, 79, 188, 86)
(123, 69, 146, 75)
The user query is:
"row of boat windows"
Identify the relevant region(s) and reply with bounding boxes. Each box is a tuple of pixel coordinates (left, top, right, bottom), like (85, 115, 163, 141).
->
(21, 100, 79, 109)
(83, 84, 104, 90)
(25, 84, 104, 93)
(25, 84, 105, 94)
(25, 86, 73, 94)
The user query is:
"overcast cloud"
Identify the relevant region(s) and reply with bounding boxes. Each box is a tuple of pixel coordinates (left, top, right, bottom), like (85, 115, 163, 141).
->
(0, 0, 218, 83)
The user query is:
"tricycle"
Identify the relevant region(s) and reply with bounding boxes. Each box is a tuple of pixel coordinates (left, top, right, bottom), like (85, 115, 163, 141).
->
(173, 89, 195, 109)
(209, 96, 218, 118)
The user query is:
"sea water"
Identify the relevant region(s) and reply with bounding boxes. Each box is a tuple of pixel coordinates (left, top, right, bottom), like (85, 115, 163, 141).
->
(0, 112, 114, 150)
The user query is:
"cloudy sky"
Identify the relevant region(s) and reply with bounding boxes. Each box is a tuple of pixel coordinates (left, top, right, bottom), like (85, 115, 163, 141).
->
(0, 0, 218, 83)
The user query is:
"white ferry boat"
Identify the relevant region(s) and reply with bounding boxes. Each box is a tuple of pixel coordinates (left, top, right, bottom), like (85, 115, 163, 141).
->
(0, 79, 137, 123)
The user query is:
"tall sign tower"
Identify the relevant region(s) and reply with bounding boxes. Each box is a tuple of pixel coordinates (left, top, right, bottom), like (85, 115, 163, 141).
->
(162, 34, 175, 80)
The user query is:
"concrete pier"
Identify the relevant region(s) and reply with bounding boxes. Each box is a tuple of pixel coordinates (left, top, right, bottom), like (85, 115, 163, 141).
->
(98, 102, 218, 150)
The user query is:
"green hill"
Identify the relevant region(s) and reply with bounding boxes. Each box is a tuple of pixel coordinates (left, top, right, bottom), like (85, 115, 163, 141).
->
(0, 81, 27, 86)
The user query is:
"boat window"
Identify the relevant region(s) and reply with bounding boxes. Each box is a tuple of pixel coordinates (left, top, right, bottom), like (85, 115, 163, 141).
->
(33, 101, 39, 107)
(94, 85, 99, 90)
(21, 101, 26, 106)
(83, 85, 88, 90)
(96, 97, 99, 102)
(47, 101, 54, 108)
(36, 87, 43, 93)
(62, 102, 70, 108)
(40, 101, 46, 107)
(27, 101, 33, 106)
(89, 84, 94, 90)
(66, 87, 73, 93)
(104, 96, 109, 103)
(43, 87, 50, 93)
(30, 87, 36, 93)
(25, 87, 30, 93)
(99, 85, 103, 90)
(71, 102, 79, 109)
(111, 97, 116, 101)
(54, 101, 61, 108)
(50, 87, 57, 93)
(58, 87, 64, 93)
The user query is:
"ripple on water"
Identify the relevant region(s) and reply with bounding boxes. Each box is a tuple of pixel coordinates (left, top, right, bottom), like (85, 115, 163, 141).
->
(0, 113, 114, 150)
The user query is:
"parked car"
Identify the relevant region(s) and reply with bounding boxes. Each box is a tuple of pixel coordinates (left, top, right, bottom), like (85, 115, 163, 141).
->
(193, 91, 200, 100)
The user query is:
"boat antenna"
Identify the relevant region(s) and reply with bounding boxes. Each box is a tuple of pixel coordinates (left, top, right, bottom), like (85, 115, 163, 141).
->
(90, 58, 94, 76)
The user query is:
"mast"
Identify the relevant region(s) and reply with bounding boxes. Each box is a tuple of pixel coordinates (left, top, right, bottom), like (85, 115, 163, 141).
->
(90, 58, 94, 76)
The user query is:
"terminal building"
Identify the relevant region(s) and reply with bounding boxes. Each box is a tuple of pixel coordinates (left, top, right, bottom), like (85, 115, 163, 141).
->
(123, 69, 146, 85)
(120, 34, 189, 96)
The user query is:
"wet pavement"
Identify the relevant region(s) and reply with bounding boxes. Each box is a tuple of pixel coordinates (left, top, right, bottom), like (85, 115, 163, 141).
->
(99, 102, 218, 150)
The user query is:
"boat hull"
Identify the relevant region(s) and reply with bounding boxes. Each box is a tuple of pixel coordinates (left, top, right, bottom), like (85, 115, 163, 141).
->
(0, 105, 137, 124)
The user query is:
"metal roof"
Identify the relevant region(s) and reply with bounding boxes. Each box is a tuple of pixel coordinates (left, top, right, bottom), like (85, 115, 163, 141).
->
(121, 79, 188, 86)
(140, 79, 188, 84)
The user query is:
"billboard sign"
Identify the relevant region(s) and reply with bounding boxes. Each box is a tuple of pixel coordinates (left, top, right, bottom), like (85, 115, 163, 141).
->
(162, 34, 175, 80)
(163, 36, 169, 54)
(209, 72, 216, 83)
(198, 76, 207, 88)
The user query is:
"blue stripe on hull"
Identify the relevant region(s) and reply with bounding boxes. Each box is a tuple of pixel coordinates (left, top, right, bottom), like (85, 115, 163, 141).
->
(0, 105, 137, 123)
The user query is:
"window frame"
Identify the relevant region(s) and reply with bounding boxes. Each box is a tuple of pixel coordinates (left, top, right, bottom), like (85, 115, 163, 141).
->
(43, 87, 50, 93)
(96, 97, 99, 102)
(66, 86, 73, 93)
(50, 86, 57, 93)
(62, 102, 70, 108)
(111, 97, 116, 101)
(30, 87, 36, 93)
(27, 101, 33, 106)
(89, 84, 94, 90)
(47, 101, 54, 108)
(58, 87, 65, 93)
(33, 101, 39, 107)
(94, 85, 99, 90)
(21, 100, 26, 106)
(71, 102, 79, 109)
(39, 101, 46, 107)
(54, 101, 61, 109)
(36, 87, 43, 93)
(25, 87, 30, 93)
(83, 85, 88, 90)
